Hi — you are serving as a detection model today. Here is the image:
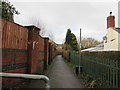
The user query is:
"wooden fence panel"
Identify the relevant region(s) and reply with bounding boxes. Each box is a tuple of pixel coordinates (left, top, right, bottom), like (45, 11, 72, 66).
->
(0, 19, 3, 48)
(2, 19, 28, 50)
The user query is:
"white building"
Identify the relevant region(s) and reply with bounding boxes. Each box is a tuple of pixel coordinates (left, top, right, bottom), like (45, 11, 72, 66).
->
(103, 27, 120, 51)
(82, 13, 120, 52)
(103, 13, 120, 51)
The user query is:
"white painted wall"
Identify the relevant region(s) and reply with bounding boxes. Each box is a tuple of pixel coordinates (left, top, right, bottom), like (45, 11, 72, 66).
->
(118, 32, 120, 50)
(104, 28, 120, 51)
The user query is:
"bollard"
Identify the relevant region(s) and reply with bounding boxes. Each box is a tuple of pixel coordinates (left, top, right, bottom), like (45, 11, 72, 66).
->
(75, 66, 79, 75)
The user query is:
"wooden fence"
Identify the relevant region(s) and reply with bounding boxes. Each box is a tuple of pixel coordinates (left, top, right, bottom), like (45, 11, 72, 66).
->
(1, 19, 28, 49)
(1, 19, 59, 87)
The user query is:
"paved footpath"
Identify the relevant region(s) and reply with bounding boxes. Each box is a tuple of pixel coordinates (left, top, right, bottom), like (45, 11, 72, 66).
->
(46, 55, 85, 88)
(28, 55, 85, 88)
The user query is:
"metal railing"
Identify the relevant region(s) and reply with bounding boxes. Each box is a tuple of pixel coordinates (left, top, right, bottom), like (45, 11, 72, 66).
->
(0, 72, 50, 88)
(66, 51, 120, 88)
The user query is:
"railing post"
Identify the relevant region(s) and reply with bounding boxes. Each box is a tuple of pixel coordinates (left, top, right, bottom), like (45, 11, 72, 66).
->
(0, 72, 50, 89)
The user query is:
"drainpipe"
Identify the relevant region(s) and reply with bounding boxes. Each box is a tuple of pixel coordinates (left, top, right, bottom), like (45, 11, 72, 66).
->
(0, 72, 50, 88)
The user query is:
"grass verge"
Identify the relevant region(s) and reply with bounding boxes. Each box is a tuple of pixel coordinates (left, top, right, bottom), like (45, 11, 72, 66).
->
(64, 59, 109, 88)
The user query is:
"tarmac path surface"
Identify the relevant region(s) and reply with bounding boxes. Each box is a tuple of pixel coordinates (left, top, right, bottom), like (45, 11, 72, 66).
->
(28, 55, 85, 88)
(46, 55, 85, 88)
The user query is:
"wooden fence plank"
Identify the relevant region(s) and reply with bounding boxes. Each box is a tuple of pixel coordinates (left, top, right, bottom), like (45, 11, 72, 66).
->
(22, 27, 26, 49)
(12, 22, 15, 49)
(25, 29, 28, 49)
(9, 22, 11, 48)
(15, 24, 17, 49)
(2, 19, 4, 48)
(0, 19, 2, 48)
(2, 19, 28, 50)
(17, 27, 20, 49)
(3, 20, 6, 48)
(20, 26, 22, 49)
(11, 21, 13, 49)
(5, 21, 8, 48)
(16, 25, 18, 49)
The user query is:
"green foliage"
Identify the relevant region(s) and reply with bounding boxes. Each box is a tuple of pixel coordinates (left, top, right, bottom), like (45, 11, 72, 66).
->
(64, 28, 78, 51)
(71, 33, 78, 51)
(79, 73, 108, 88)
(82, 51, 120, 60)
(0, 0, 20, 21)
(65, 29, 72, 45)
(62, 44, 72, 51)
(62, 49, 70, 60)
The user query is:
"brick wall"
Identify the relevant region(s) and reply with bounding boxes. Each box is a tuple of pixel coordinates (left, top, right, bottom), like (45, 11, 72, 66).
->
(27, 26, 45, 74)
(44, 38, 49, 70)
(107, 15, 115, 29)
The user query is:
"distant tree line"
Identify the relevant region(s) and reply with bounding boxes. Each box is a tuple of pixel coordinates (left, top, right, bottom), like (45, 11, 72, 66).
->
(78, 37, 100, 50)
(81, 38, 100, 49)
(63, 28, 101, 51)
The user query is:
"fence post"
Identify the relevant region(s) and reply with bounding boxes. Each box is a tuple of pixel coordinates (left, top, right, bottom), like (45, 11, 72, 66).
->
(26, 26, 40, 74)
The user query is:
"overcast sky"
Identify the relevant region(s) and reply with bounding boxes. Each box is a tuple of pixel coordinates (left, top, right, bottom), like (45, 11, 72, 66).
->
(9, 0, 119, 44)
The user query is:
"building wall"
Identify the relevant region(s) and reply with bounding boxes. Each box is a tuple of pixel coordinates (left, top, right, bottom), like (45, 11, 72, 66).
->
(104, 28, 119, 51)
(118, 32, 120, 50)
(118, 1, 120, 27)
(27, 29, 45, 74)
(44, 38, 49, 70)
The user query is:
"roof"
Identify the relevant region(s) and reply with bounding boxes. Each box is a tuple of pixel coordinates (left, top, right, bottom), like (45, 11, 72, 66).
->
(81, 43, 104, 52)
(111, 27, 120, 33)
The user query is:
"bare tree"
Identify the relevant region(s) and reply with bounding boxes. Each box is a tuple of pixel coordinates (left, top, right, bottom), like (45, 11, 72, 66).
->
(29, 18, 46, 37)
(77, 37, 100, 49)
(29, 18, 55, 40)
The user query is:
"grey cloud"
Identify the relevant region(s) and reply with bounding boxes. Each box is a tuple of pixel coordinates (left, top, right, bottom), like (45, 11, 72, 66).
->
(12, 2, 118, 44)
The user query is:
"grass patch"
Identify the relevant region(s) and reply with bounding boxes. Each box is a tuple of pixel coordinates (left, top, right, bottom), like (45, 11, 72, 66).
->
(64, 59, 109, 88)
(78, 72, 109, 88)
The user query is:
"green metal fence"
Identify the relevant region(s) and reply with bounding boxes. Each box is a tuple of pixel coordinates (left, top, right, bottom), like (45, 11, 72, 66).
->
(69, 51, 120, 88)
(82, 54, 120, 88)
(70, 51, 80, 66)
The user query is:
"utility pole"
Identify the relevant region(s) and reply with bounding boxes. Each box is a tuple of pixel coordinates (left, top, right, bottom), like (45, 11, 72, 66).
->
(79, 28, 83, 73)
(75, 28, 82, 75)
(80, 28, 81, 52)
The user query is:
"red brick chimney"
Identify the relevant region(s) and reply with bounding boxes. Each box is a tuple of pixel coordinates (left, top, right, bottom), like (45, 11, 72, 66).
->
(107, 12, 115, 29)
